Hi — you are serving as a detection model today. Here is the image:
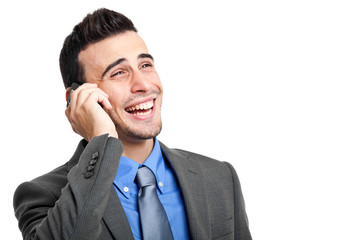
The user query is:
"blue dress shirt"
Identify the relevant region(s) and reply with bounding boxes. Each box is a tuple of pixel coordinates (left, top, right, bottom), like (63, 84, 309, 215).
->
(113, 138, 190, 240)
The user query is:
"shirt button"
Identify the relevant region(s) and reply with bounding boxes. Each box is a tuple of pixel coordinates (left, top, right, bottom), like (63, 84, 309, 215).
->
(158, 182, 163, 188)
(124, 187, 129, 192)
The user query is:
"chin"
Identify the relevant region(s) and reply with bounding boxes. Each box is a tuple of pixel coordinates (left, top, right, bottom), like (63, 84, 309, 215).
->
(118, 121, 162, 141)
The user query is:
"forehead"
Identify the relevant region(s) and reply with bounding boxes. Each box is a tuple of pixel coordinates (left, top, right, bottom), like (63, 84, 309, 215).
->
(78, 31, 148, 74)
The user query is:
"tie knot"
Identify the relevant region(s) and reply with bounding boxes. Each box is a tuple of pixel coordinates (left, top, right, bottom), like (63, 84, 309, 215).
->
(135, 166, 156, 189)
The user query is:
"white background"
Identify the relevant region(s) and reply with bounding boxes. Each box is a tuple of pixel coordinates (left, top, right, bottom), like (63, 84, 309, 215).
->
(1, 0, 344, 239)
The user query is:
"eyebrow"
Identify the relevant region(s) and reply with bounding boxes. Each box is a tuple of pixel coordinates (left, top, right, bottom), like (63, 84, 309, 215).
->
(101, 53, 155, 78)
(138, 53, 154, 61)
(102, 58, 126, 78)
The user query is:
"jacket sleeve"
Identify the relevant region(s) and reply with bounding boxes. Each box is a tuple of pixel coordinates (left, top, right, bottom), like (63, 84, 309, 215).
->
(225, 162, 252, 240)
(13, 134, 123, 240)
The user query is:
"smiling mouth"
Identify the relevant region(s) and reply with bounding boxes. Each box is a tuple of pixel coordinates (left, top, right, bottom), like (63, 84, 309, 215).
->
(125, 99, 154, 116)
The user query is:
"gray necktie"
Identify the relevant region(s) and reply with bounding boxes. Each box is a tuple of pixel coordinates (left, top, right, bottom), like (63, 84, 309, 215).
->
(135, 166, 174, 240)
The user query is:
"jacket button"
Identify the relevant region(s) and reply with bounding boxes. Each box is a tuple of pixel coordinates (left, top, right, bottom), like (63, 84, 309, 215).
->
(84, 171, 93, 179)
(89, 159, 97, 165)
(87, 165, 95, 171)
(91, 152, 99, 160)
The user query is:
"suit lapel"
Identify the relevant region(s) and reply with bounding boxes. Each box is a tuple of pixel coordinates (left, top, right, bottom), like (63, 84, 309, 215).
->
(102, 187, 134, 240)
(160, 142, 211, 240)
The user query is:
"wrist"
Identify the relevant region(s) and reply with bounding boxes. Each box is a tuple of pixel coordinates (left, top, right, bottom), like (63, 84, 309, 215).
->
(108, 129, 118, 139)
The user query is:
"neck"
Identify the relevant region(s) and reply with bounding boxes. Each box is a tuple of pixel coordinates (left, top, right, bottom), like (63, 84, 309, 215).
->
(120, 136, 155, 164)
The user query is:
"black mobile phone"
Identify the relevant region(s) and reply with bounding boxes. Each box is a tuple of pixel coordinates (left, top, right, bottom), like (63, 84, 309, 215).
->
(66, 82, 82, 108)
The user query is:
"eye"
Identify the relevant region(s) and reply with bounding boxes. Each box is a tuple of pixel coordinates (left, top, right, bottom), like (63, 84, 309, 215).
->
(140, 63, 152, 69)
(111, 71, 124, 77)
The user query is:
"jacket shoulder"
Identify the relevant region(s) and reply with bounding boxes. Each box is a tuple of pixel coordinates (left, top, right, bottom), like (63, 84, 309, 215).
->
(14, 162, 69, 205)
(169, 147, 233, 169)
(32, 163, 69, 190)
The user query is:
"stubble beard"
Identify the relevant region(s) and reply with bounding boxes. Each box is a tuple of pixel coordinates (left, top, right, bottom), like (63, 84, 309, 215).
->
(109, 112, 163, 141)
(119, 120, 162, 140)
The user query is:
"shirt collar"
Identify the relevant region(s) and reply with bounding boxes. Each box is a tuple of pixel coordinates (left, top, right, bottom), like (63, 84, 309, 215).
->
(114, 138, 166, 198)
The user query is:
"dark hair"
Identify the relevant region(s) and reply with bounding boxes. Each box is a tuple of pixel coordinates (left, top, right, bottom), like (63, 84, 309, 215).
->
(59, 8, 137, 89)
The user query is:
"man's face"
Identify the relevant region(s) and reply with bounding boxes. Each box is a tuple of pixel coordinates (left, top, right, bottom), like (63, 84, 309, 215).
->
(78, 31, 163, 142)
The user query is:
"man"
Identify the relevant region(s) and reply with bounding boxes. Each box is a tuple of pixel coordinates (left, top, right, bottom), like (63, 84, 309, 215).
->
(13, 8, 252, 240)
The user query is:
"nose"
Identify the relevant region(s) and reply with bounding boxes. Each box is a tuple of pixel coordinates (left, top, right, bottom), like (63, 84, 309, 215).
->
(130, 70, 150, 93)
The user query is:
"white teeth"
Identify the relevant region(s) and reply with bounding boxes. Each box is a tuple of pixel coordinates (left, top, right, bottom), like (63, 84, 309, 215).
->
(132, 109, 152, 115)
(126, 100, 154, 112)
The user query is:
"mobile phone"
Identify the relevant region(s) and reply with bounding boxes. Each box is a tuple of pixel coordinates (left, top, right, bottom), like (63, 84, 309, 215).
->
(66, 82, 82, 108)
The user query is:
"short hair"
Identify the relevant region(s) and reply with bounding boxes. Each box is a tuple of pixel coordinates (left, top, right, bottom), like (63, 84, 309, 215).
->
(59, 8, 137, 89)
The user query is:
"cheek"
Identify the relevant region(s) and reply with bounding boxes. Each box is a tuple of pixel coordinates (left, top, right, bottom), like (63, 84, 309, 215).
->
(107, 89, 125, 109)
(152, 73, 163, 92)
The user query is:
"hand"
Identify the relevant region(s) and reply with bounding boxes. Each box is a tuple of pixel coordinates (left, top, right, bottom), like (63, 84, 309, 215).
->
(65, 83, 118, 141)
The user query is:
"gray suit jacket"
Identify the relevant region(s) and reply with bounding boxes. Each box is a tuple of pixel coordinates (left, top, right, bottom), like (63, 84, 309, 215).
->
(14, 134, 252, 240)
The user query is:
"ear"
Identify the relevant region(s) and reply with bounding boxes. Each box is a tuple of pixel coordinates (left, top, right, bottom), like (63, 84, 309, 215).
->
(65, 87, 72, 102)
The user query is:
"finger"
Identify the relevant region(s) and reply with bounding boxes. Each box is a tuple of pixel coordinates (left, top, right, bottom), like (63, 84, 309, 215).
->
(99, 95, 112, 110)
(74, 87, 109, 109)
(68, 83, 98, 107)
(84, 91, 112, 110)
